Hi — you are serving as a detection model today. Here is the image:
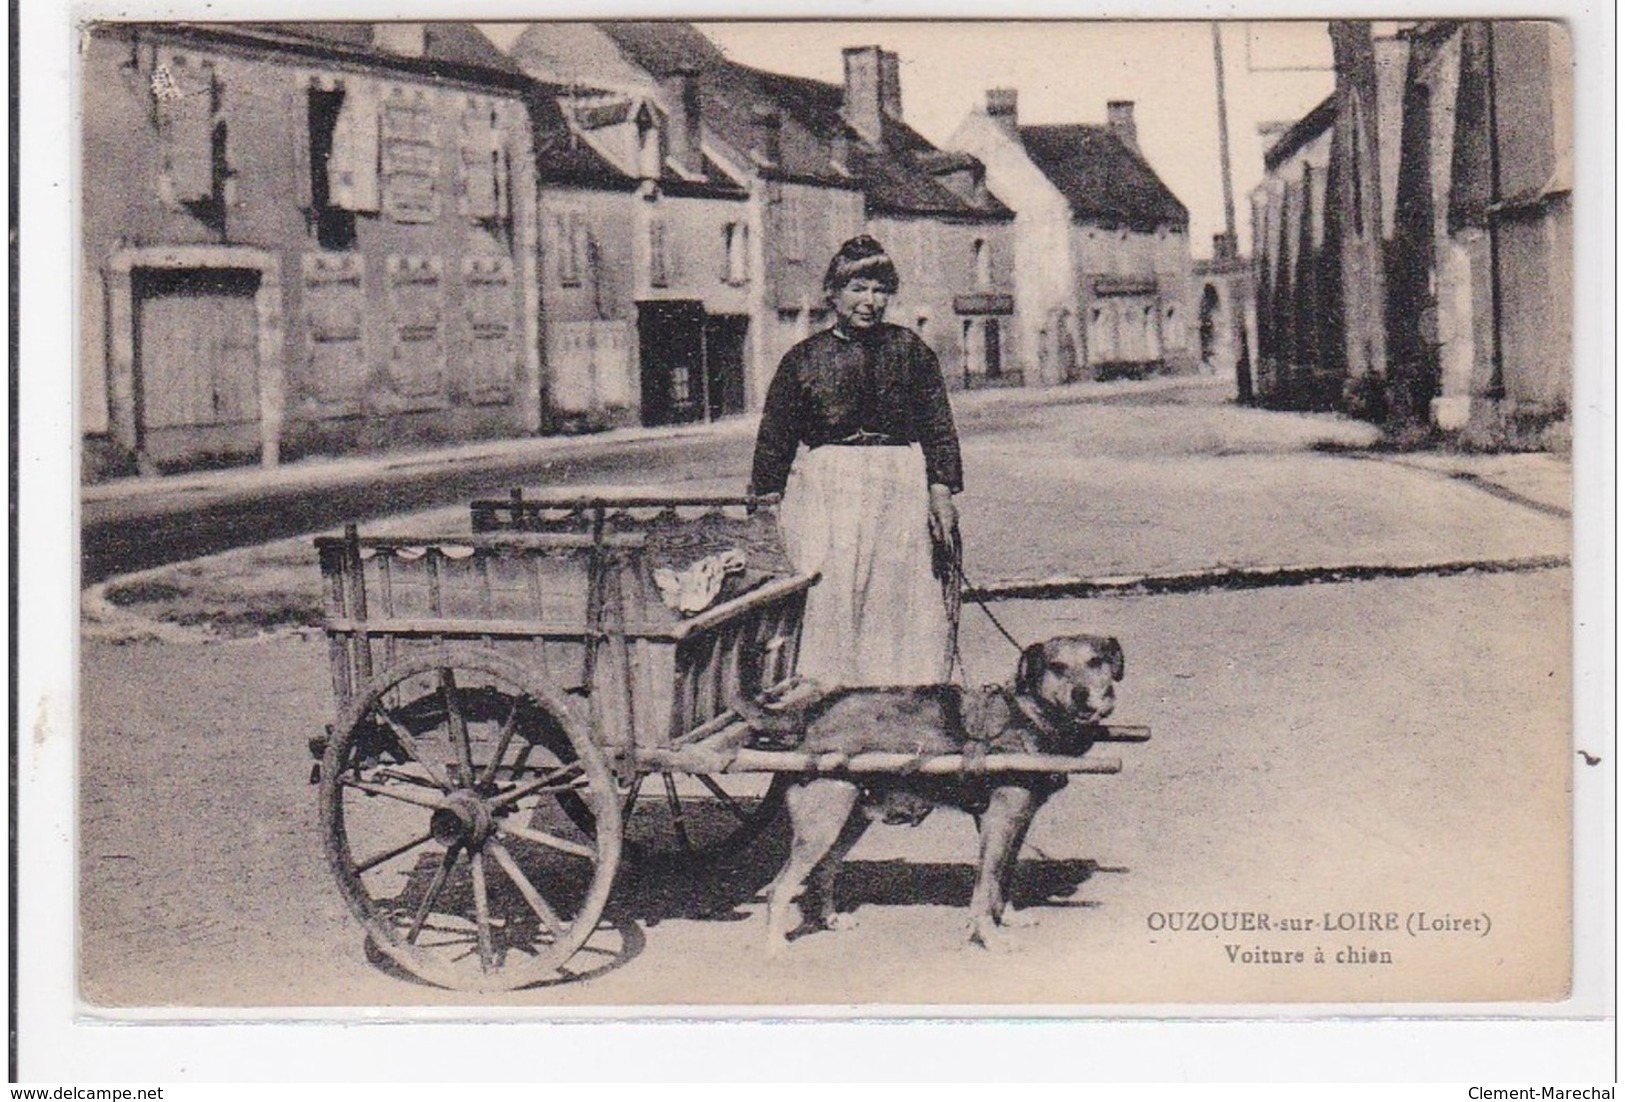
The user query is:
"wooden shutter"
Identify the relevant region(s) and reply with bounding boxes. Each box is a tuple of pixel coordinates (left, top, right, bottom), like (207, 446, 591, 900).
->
(649, 219, 669, 288)
(302, 253, 368, 405)
(387, 255, 445, 399)
(462, 255, 516, 402)
(458, 100, 497, 220)
(381, 87, 440, 223)
(330, 80, 380, 213)
(154, 50, 215, 204)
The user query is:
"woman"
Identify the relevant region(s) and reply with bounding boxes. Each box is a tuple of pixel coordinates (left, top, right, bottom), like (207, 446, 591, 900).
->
(751, 235, 961, 687)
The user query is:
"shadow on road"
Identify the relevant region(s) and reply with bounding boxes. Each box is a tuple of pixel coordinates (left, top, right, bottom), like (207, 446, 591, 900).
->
(343, 831, 1124, 993)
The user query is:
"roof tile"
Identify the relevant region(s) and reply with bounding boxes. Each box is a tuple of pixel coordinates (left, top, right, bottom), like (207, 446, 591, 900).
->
(1018, 124, 1188, 229)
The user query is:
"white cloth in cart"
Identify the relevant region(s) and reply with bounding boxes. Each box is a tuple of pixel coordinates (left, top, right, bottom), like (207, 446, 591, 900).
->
(777, 443, 951, 688)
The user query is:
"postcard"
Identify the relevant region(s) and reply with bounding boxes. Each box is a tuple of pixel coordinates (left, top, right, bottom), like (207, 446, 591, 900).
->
(17, 0, 1612, 1082)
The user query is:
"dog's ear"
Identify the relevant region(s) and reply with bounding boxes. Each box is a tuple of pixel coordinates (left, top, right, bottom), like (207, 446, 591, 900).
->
(1104, 636, 1125, 682)
(1017, 642, 1048, 694)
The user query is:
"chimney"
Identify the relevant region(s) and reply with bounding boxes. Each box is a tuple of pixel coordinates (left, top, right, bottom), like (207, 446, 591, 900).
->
(1107, 100, 1139, 155)
(879, 50, 902, 121)
(661, 68, 704, 177)
(750, 104, 782, 169)
(372, 23, 426, 58)
(842, 45, 885, 143)
(985, 88, 1019, 137)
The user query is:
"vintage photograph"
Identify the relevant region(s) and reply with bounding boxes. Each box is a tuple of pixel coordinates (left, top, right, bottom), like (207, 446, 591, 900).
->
(71, 18, 1579, 1010)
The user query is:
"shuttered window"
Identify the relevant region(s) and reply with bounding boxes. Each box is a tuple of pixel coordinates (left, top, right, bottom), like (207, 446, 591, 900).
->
(153, 50, 217, 204)
(459, 99, 510, 222)
(386, 255, 445, 398)
(302, 253, 367, 404)
(381, 88, 439, 224)
(329, 80, 380, 213)
(649, 219, 670, 288)
(462, 255, 516, 403)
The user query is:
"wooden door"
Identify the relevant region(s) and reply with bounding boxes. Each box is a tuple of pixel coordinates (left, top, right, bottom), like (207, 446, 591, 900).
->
(637, 300, 704, 426)
(702, 314, 748, 420)
(133, 267, 261, 464)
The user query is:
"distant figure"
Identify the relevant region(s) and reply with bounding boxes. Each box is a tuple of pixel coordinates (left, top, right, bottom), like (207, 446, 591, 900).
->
(750, 235, 962, 686)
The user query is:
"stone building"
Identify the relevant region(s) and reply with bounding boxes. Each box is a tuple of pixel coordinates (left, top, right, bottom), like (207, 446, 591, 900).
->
(1249, 95, 1341, 408)
(514, 23, 1015, 409)
(1398, 20, 1572, 445)
(947, 90, 1195, 385)
(522, 76, 753, 430)
(81, 22, 541, 475)
(1251, 20, 1571, 446)
(1191, 233, 1257, 399)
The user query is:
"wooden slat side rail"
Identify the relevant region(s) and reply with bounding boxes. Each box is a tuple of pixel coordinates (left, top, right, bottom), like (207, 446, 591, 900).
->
(634, 747, 1124, 776)
(471, 493, 769, 523)
(323, 618, 613, 641)
(315, 531, 648, 554)
(666, 574, 819, 642)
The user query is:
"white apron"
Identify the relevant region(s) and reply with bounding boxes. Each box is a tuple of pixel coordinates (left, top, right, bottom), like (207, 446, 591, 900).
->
(778, 444, 951, 687)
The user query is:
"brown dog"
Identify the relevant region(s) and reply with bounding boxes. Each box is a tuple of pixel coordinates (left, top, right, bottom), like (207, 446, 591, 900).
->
(737, 634, 1124, 952)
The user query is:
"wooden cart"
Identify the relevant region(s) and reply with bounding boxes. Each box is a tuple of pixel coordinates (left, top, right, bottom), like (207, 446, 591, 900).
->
(315, 493, 1134, 992)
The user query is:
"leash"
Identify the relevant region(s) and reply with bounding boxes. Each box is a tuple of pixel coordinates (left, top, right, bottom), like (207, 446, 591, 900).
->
(938, 531, 1026, 683)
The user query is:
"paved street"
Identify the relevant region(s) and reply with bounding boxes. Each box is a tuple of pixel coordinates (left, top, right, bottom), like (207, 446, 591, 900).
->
(77, 379, 1576, 1008)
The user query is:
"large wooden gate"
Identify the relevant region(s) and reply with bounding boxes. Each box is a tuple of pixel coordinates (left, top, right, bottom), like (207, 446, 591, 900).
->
(132, 266, 262, 467)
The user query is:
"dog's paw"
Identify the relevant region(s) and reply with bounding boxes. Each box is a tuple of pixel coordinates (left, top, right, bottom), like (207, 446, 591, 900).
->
(999, 908, 1040, 929)
(822, 912, 861, 932)
(968, 919, 1018, 953)
(763, 903, 803, 955)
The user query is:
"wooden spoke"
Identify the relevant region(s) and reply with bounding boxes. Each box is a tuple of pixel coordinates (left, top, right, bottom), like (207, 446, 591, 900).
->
(475, 699, 523, 788)
(372, 767, 444, 790)
(441, 669, 476, 785)
(469, 850, 496, 974)
(339, 775, 448, 811)
(505, 741, 534, 783)
(354, 831, 436, 875)
(496, 820, 598, 861)
(372, 704, 452, 790)
(406, 845, 460, 945)
(487, 840, 565, 936)
(323, 648, 623, 991)
(488, 761, 585, 809)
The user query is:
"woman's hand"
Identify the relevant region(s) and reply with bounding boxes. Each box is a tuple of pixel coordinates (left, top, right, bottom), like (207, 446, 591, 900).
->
(927, 483, 959, 553)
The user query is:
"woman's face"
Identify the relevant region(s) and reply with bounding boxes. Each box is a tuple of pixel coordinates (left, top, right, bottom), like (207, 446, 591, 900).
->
(832, 276, 891, 331)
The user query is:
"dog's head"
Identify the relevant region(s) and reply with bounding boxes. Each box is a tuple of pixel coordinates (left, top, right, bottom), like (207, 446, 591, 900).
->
(1016, 634, 1124, 728)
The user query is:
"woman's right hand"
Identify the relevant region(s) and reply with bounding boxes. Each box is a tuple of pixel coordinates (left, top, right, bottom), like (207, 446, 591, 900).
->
(927, 483, 958, 551)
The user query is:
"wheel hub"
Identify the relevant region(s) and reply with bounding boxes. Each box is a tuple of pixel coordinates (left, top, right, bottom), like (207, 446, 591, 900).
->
(430, 791, 494, 848)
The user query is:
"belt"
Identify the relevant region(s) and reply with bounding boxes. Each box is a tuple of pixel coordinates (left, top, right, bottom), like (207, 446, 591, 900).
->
(818, 430, 911, 448)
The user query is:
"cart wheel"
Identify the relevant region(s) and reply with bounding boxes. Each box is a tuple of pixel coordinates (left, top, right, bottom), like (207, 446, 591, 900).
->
(320, 648, 621, 992)
(620, 772, 791, 863)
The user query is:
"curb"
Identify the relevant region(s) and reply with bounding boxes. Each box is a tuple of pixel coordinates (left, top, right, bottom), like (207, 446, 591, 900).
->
(963, 554, 1571, 603)
(86, 553, 1572, 648)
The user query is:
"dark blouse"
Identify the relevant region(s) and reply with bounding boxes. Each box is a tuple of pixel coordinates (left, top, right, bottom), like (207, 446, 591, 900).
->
(750, 322, 964, 496)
